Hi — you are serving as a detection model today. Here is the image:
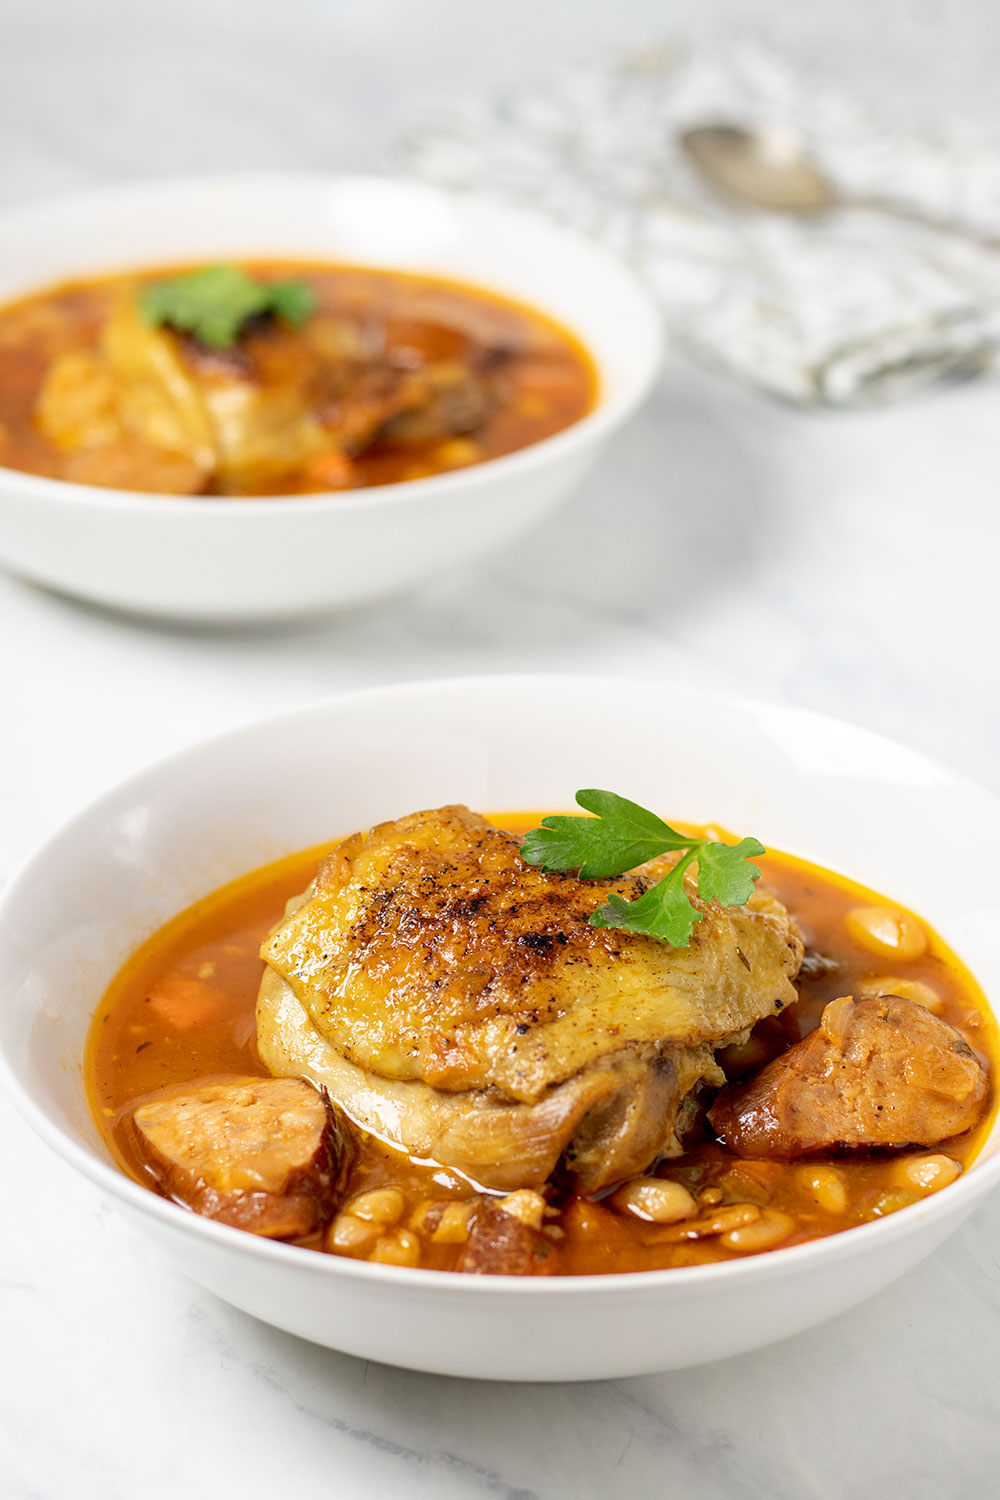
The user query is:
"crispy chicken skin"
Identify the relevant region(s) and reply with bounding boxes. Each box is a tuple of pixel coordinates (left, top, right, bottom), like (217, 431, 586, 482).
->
(258, 806, 803, 1193)
(261, 806, 802, 1101)
(130, 1075, 350, 1237)
(709, 994, 989, 1157)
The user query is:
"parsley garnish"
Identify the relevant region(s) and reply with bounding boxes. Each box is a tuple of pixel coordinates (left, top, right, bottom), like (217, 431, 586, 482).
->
(519, 790, 765, 948)
(139, 265, 317, 349)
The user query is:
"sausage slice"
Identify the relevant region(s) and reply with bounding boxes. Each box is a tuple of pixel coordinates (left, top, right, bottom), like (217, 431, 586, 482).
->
(457, 1199, 548, 1275)
(708, 994, 988, 1158)
(130, 1075, 351, 1237)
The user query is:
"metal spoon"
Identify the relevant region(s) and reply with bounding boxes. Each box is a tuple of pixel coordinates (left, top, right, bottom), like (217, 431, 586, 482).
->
(680, 123, 1000, 249)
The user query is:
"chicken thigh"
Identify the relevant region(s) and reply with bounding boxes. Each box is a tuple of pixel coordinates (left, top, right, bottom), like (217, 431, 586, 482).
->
(258, 806, 803, 1193)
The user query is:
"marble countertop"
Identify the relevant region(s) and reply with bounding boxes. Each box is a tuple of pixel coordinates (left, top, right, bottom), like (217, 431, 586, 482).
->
(4, 3, 1000, 1496)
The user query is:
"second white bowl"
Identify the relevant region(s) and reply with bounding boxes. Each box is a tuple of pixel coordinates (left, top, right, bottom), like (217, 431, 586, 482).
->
(0, 175, 661, 620)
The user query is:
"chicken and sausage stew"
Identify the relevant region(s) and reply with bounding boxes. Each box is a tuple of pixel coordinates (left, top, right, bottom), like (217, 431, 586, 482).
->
(0, 262, 595, 496)
(87, 802, 996, 1275)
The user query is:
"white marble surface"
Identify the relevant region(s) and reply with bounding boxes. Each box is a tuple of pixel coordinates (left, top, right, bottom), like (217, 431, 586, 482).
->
(4, 3, 1000, 1496)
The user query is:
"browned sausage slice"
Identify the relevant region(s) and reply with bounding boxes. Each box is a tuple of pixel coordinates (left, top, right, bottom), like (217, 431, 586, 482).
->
(708, 994, 988, 1158)
(130, 1075, 351, 1237)
(457, 1199, 548, 1276)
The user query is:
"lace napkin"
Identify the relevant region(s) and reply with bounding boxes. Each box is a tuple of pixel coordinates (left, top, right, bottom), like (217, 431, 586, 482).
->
(402, 43, 1000, 406)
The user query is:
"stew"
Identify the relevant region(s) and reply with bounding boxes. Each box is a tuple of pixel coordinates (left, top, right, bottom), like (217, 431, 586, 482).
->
(0, 263, 596, 496)
(86, 812, 997, 1275)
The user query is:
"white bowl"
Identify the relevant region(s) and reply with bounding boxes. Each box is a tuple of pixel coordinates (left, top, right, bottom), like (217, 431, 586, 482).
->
(2, 673, 999, 1381)
(0, 175, 661, 621)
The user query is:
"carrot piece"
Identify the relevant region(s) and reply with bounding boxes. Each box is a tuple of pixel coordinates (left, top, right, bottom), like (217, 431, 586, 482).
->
(148, 977, 225, 1030)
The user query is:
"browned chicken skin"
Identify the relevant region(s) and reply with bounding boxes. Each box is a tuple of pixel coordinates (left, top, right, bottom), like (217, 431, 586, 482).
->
(709, 994, 989, 1157)
(258, 806, 803, 1194)
(130, 1075, 351, 1237)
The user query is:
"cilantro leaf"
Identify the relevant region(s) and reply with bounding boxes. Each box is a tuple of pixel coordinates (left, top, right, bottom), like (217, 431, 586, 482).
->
(519, 789, 765, 948)
(139, 265, 318, 349)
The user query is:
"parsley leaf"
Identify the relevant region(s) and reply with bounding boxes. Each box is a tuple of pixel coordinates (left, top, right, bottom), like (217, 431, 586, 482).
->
(589, 870, 703, 947)
(519, 790, 764, 948)
(696, 835, 766, 907)
(519, 789, 689, 878)
(139, 265, 318, 349)
(264, 278, 319, 327)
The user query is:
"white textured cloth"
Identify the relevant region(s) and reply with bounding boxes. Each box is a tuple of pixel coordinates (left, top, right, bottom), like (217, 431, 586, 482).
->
(403, 43, 1000, 406)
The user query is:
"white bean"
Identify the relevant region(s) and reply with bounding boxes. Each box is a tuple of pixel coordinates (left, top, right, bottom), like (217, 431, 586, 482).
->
(327, 1213, 379, 1256)
(845, 906, 927, 960)
(891, 1155, 961, 1195)
(431, 1202, 475, 1244)
(795, 1164, 847, 1216)
(864, 1189, 919, 1220)
(721, 1210, 795, 1253)
(612, 1177, 697, 1224)
(370, 1229, 421, 1266)
(347, 1187, 405, 1226)
(860, 976, 944, 1015)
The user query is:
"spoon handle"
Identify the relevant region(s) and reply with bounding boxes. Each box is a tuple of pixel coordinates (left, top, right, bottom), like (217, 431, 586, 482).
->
(848, 194, 1000, 253)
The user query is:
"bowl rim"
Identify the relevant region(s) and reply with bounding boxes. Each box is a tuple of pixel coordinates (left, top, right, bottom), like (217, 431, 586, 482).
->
(2, 670, 998, 1296)
(0, 171, 662, 515)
